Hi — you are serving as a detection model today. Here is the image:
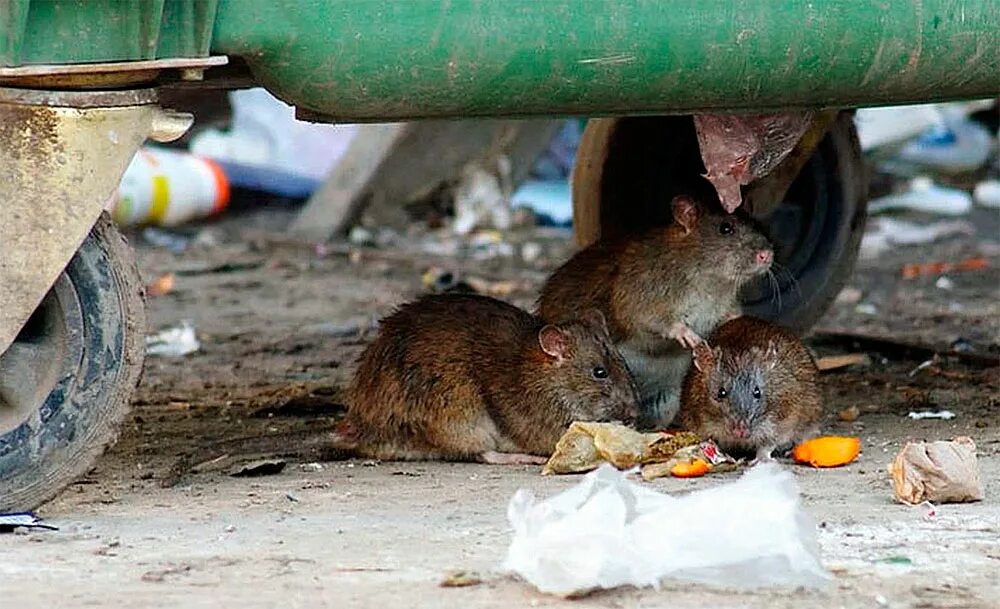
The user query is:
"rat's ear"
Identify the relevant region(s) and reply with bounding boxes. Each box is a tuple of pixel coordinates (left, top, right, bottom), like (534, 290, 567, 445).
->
(539, 325, 571, 362)
(580, 308, 609, 336)
(671, 195, 699, 235)
(692, 341, 716, 372)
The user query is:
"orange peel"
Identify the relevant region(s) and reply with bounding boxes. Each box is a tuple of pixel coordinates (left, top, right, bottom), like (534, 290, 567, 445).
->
(670, 458, 711, 478)
(792, 436, 860, 468)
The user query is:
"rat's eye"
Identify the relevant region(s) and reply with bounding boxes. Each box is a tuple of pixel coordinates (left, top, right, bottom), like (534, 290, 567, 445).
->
(717, 387, 728, 399)
(592, 366, 609, 380)
(752, 386, 762, 400)
(719, 221, 734, 235)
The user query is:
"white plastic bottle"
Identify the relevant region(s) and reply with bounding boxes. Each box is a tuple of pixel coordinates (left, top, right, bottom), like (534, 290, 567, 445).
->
(113, 147, 230, 227)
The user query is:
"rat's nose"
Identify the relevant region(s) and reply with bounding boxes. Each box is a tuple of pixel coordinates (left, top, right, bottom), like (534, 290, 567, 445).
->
(755, 249, 774, 267)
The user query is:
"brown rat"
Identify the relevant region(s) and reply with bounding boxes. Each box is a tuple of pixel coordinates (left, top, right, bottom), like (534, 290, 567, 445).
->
(536, 195, 774, 429)
(678, 316, 822, 461)
(343, 293, 639, 464)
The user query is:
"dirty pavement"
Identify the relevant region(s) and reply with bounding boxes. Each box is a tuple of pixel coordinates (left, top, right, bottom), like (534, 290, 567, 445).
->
(0, 196, 995, 608)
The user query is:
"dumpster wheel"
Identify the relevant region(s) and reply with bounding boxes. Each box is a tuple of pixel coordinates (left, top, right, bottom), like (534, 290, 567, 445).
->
(571, 112, 868, 332)
(0, 213, 145, 511)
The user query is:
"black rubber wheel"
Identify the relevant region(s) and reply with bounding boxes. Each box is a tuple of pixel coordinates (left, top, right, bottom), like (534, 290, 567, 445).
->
(0, 213, 145, 511)
(571, 113, 868, 332)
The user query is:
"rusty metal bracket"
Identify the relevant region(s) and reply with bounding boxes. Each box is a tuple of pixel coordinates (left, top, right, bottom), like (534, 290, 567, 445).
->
(0, 87, 192, 357)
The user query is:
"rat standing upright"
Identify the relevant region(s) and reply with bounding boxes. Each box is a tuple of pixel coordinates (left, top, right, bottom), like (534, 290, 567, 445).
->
(537, 195, 774, 429)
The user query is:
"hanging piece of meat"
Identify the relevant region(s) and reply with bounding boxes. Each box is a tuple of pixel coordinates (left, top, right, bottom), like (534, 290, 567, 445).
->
(694, 112, 814, 213)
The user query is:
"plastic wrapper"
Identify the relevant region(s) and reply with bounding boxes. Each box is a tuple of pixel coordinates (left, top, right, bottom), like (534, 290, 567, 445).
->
(889, 437, 983, 504)
(504, 463, 830, 596)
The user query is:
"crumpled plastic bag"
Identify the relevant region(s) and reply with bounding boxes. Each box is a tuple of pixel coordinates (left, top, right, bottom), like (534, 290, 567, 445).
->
(889, 437, 983, 504)
(504, 463, 829, 597)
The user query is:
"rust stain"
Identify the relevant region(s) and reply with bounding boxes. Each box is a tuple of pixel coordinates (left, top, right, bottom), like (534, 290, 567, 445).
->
(0, 103, 62, 164)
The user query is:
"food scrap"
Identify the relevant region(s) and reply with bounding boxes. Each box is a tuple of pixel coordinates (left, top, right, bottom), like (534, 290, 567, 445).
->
(900, 256, 988, 279)
(670, 458, 711, 478)
(792, 436, 861, 468)
(542, 422, 701, 475)
(888, 437, 983, 505)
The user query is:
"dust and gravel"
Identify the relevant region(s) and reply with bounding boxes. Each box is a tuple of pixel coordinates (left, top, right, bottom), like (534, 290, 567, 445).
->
(2, 205, 997, 609)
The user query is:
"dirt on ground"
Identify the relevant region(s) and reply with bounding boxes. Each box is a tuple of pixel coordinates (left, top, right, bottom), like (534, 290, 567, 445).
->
(3, 200, 998, 609)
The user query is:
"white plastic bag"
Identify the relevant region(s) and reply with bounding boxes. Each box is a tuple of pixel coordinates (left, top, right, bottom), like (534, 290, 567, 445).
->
(503, 464, 830, 596)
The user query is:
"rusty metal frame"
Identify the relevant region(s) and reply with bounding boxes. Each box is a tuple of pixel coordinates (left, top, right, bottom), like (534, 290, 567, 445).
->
(0, 87, 192, 357)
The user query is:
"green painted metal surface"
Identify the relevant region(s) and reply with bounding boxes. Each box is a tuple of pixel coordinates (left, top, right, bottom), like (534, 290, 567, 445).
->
(211, 0, 1000, 120)
(0, 0, 217, 67)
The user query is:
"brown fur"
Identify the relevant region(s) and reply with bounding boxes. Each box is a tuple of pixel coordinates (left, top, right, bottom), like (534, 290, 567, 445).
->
(536, 195, 773, 429)
(678, 316, 822, 458)
(344, 294, 639, 461)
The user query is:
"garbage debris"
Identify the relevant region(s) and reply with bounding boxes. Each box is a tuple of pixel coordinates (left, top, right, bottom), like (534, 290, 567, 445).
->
(190, 88, 359, 198)
(230, 459, 287, 478)
(907, 410, 957, 420)
(859, 217, 975, 260)
(114, 147, 230, 227)
(541, 422, 701, 475)
(694, 112, 814, 213)
(146, 320, 200, 357)
(792, 436, 861, 468)
(451, 158, 513, 236)
(838, 406, 861, 422)
(504, 463, 830, 597)
(901, 256, 988, 279)
(895, 110, 994, 174)
(934, 276, 955, 290)
(512, 180, 572, 227)
(867, 177, 972, 216)
(146, 272, 175, 297)
(439, 570, 483, 588)
(142, 227, 192, 254)
(855, 105, 948, 151)
(815, 353, 871, 372)
(0, 512, 58, 532)
(888, 437, 983, 505)
(973, 179, 1000, 208)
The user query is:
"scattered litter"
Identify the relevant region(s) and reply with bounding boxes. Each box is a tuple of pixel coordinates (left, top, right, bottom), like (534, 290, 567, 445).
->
(859, 217, 975, 259)
(934, 276, 955, 290)
(888, 437, 983, 504)
(142, 227, 191, 253)
(348, 226, 376, 246)
(0, 513, 58, 532)
(146, 320, 200, 357)
(876, 555, 913, 566)
(855, 303, 879, 316)
(115, 147, 230, 227)
(146, 272, 175, 297)
(512, 180, 572, 227)
(520, 241, 543, 264)
(439, 570, 483, 588)
(907, 410, 956, 420)
(908, 359, 936, 377)
(451, 158, 513, 236)
(190, 88, 358, 198)
(792, 436, 861, 468)
(541, 421, 701, 475)
(973, 179, 1000, 208)
(868, 177, 973, 216)
(504, 463, 830, 597)
(901, 256, 988, 279)
(838, 406, 861, 423)
(895, 110, 994, 173)
(230, 459, 287, 477)
(815, 353, 870, 372)
(299, 462, 324, 473)
(834, 286, 863, 305)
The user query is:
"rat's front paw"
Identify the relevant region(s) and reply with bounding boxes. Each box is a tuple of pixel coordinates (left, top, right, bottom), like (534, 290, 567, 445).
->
(666, 322, 703, 349)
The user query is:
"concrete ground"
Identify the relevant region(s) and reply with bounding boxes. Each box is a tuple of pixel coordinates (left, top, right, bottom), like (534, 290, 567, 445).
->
(2, 203, 997, 609)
